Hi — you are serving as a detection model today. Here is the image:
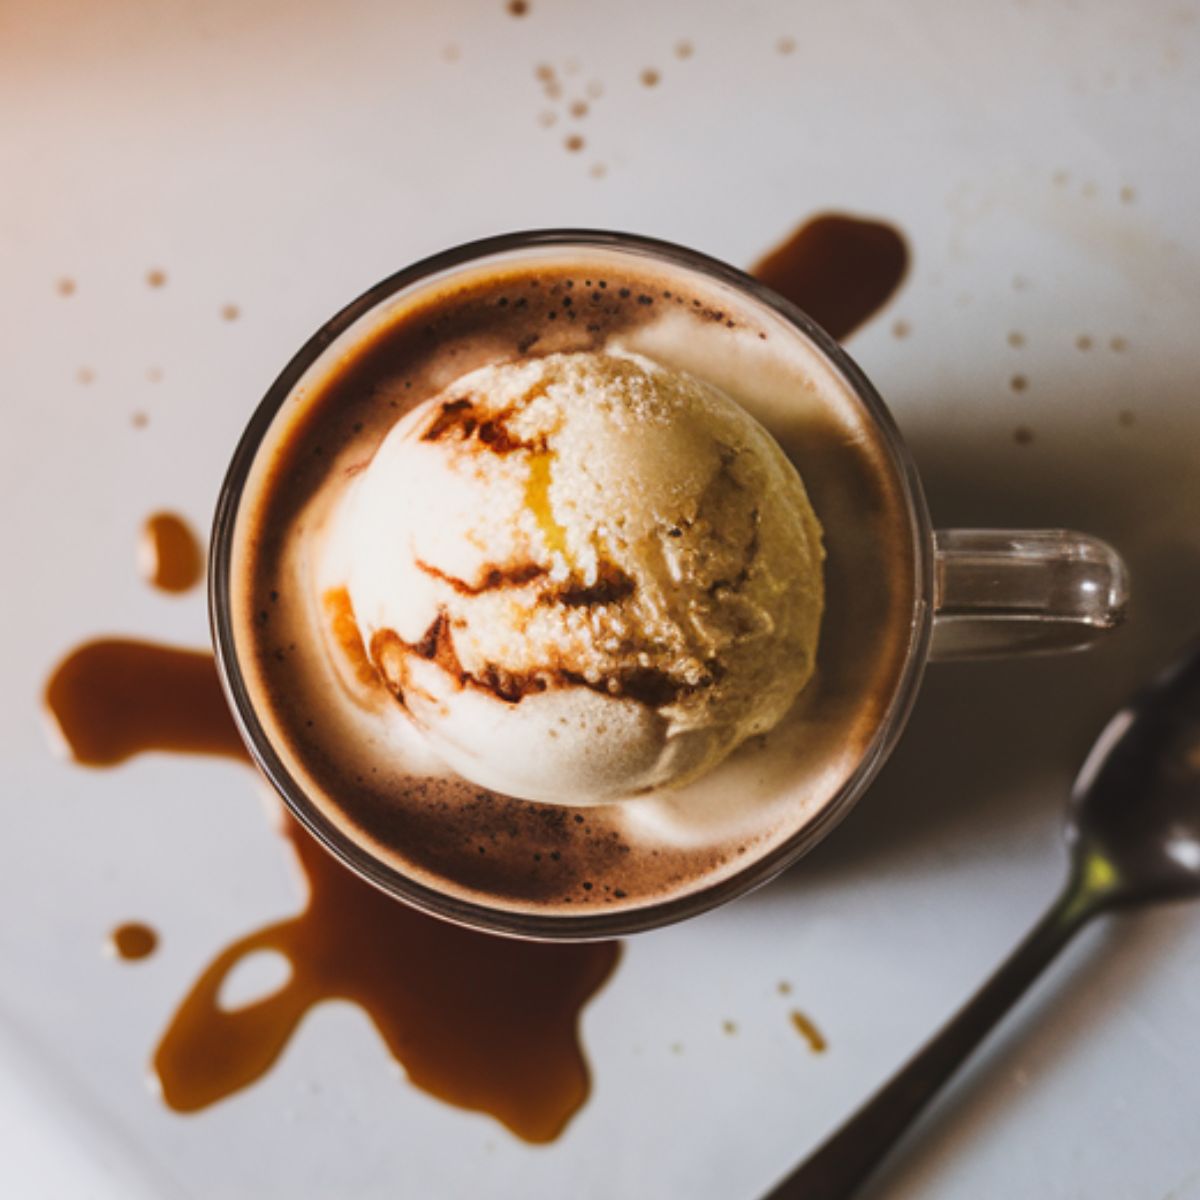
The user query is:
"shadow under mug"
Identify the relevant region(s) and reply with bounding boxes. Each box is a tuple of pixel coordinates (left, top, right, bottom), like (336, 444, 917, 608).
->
(210, 230, 1129, 940)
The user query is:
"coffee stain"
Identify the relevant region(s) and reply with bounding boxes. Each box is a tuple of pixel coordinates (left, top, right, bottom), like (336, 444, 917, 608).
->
(750, 214, 909, 341)
(146, 269, 167, 289)
(789, 1009, 827, 1053)
(57, 277, 76, 297)
(640, 68, 660, 87)
(110, 923, 158, 961)
(1010, 373, 1029, 393)
(220, 304, 240, 322)
(44, 641, 246, 766)
(139, 512, 203, 594)
(44, 639, 618, 1142)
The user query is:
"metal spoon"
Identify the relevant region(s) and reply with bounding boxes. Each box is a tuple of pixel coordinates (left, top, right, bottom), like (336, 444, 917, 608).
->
(762, 637, 1200, 1200)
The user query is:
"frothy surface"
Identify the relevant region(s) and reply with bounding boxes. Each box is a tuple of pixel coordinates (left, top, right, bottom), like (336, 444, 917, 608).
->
(228, 246, 918, 927)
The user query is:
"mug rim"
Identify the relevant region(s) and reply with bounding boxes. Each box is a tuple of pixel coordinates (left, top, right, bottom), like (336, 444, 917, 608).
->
(209, 228, 935, 940)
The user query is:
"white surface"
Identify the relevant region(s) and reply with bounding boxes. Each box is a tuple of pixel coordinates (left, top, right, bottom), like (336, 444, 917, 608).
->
(3, 1, 1200, 1197)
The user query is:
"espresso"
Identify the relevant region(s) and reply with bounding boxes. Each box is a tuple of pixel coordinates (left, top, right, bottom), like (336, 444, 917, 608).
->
(226, 242, 918, 933)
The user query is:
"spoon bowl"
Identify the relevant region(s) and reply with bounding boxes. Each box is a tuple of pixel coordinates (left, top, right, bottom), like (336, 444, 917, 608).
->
(1069, 637, 1200, 907)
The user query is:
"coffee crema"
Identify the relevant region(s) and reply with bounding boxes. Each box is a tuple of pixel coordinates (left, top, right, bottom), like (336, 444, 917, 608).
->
(225, 239, 919, 930)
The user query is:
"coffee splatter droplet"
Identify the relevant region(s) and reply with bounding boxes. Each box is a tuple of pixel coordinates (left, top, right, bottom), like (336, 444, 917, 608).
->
(1076, 334, 1093, 351)
(675, 40, 694, 60)
(77, 367, 95, 385)
(670, 1042, 684, 1055)
(1109, 335, 1128, 352)
(1052, 169, 1070, 186)
(569, 100, 588, 118)
(131, 411, 149, 429)
(221, 304, 240, 322)
(535, 63, 554, 82)
(1120, 186, 1136, 204)
(777, 980, 793, 996)
(640, 68, 660, 87)
(538, 110, 557, 128)
(1013, 425, 1035, 446)
(146, 366, 164, 382)
(589, 163, 607, 180)
(777, 35, 796, 54)
(110, 922, 158, 961)
(139, 512, 204, 594)
(722, 1019, 737, 1036)
(565, 134, 584, 153)
(1118, 409, 1135, 428)
(789, 1010, 827, 1053)
(1010, 374, 1028, 393)
(507, 0, 529, 15)
(57, 277, 76, 297)
(891, 318, 911, 339)
(442, 44, 460, 63)
(146, 269, 167, 289)
(1008, 331, 1026, 348)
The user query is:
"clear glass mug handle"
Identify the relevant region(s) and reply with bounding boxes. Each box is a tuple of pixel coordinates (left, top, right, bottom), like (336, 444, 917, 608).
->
(930, 530, 1129, 661)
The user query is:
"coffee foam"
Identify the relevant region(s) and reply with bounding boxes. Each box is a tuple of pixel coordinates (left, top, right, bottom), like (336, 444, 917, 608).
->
(228, 248, 917, 924)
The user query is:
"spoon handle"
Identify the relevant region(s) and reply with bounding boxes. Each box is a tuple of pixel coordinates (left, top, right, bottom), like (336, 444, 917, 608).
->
(761, 879, 1099, 1200)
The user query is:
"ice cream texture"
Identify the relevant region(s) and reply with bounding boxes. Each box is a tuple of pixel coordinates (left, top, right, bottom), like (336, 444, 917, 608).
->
(341, 349, 824, 804)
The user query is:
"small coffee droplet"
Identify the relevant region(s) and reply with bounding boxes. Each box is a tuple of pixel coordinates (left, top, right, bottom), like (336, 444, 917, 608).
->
(109, 922, 158, 961)
(1118, 409, 1135, 427)
(675, 39, 694, 60)
(146, 268, 167, 288)
(777, 35, 796, 54)
(790, 1010, 827, 1053)
(139, 512, 204, 593)
(1109, 335, 1128, 352)
(569, 100, 588, 118)
(1013, 425, 1035, 446)
(1119, 186, 1136, 204)
(722, 1020, 737, 1035)
(534, 63, 554, 82)
(640, 68, 660, 87)
(1076, 334, 1093, 350)
(565, 134, 584, 153)
(538, 110, 557, 128)
(543, 79, 562, 100)
(670, 1042, 684, 1055)
(891, 318, 910, 339)
(507, 0, 529, 15)
(1008, 331, 1026, 348)
(1052, 169, 1070, 186)
(1010, 373, 1029, 392)
(442, 43, 460, 62)
(131, 411, 149, 429)
(77, 366, 95, 385)
(146, 366, 163, 382)
(777, 980, 793, 996)
(57, 277, 76, 297)
(221, 303, 240, 321)
(589, 162, 607, 179)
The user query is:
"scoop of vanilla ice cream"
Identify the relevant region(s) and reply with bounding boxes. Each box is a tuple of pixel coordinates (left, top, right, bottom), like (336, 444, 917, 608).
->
(340, 350, 824, 805)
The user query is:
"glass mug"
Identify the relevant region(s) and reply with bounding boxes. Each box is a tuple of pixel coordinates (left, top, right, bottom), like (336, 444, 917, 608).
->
(211, 230, 1128, 939)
